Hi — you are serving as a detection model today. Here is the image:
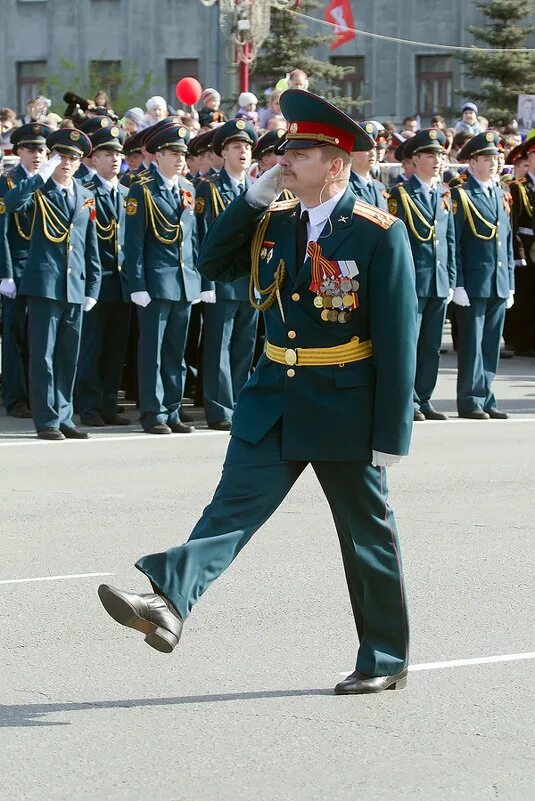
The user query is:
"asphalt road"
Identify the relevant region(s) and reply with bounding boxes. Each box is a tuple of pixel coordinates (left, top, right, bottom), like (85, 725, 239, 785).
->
(0, 351, 534, 801)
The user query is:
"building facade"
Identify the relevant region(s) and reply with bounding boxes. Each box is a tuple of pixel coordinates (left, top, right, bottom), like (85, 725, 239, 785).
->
(0, 0, 531, 124)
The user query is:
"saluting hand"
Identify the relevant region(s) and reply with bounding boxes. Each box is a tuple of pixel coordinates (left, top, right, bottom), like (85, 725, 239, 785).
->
(245, 164, 283, 209)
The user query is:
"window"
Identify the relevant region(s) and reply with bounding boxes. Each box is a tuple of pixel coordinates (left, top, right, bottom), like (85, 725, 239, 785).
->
(416, 56, 453, 116)
(329, 56, 365, 111)
(17, 61, 47, 113)
(90, 60, 122, 103)
(166, 59, 199, 106)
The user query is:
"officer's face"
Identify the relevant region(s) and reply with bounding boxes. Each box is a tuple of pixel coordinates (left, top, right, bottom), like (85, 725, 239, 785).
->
(413, 151, 442, 181)
(208, 151, 224, 171)
(155, 148, 186, 177)
(222, 140, 252, 173)
(280, 147, 345, 196)
(92, 148, 123, 179)
(53, 152, 81, 182)
(259, 151, 279, 173)
(469, 154, 498, 181)
(350, 148, 376, 173)
(18, 145, 47, 173)
(125, 152, 144, 171)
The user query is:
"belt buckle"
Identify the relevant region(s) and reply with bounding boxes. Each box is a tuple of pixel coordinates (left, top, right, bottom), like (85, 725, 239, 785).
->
(284, 348, 297, 366)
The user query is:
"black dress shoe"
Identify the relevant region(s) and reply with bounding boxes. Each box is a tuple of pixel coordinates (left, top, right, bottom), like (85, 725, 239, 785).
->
(60, 426, 90, 439)
(102, 413, 132, 426)
(8, 401, 32, 418)
(80, 412, 106, 427)
(116, 404, 126, 413)
(459, 409, 490, 420)
(208, 419, 232, 431)
(423, 408, 448, 420)
(334, 668, 408, 695)
(169, 422, 195, 433)
(487, 409, 509, 419)
(413, 410, 426, 422)
(145, 423, 172, 434)
(37, 427, 65, 441)
(499, 348, 514, 359)
(179, 408, 196, 423)
(98, 584, 183, 653)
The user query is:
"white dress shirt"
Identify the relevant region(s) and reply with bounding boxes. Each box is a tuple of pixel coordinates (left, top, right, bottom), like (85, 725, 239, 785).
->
(52, 178, 75, 201)
(97, 175, 119, 192)
(156, 169, 179, 191)
(300, 188, 346, 245)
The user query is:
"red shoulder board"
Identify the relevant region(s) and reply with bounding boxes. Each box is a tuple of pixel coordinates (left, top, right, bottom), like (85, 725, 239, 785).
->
(353, 200, 397, 229)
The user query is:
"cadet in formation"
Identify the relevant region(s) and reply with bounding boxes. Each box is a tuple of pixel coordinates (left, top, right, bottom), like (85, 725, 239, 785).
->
(98, 90, 418, 696)
(451, 131, 514, 419)
(4, 128, 101, 440)
(124, 120, 203, 434)
(349, 121, 388, 209)
(195, 119, 259, 431)
(389, 129, 456, 421)
(76, 124, 131, 427)
(0, 123, 50, 418)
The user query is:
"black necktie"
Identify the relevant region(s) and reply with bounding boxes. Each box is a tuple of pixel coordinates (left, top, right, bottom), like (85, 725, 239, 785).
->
(63, 188, 74, 214)
(296, 210, 309, 267)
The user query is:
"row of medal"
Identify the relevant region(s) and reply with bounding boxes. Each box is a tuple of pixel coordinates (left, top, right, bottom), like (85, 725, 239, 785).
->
(313, 277, 360, 324)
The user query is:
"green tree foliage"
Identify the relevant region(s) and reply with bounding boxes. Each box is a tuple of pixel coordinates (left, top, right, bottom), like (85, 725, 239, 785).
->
(253, 0, 363, 112)
(460, 0, 535, 127)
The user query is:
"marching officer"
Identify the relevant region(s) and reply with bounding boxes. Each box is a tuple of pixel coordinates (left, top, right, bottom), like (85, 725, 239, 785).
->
(124, 120, 202, 434)
(77, 124, 131, 427)
(119, 130, 145, 188)
(389, 129, 456, 421)
(195, 119, 259, 431)
(4, 128, 101, 440)
(349, 121, 388, 209)
(451, 132, 515, 419)
(98, 90, 418, 696)
(507, 137, 535, 356)
(0, 123, 50, 418)
(74, 116, 113, 184)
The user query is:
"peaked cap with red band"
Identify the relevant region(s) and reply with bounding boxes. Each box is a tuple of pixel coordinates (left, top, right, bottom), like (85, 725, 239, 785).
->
(279, 89, 373, 154)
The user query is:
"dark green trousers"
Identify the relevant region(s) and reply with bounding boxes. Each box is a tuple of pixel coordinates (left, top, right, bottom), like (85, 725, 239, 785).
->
(1, 293, 28, 411)
(456, 297, 506, 414)
(136, 422, 409, 676)
(414, 296, 447, 413)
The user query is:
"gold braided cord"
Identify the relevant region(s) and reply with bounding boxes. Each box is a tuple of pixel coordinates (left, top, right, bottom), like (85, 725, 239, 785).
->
(398, 185, 435, 243)
(96, 215, 116, 241)
(4, 177, 35, 241)
(143, 186, 181, 245)
(209, 182, 227, 218)
(249, 213, 286, 311)
(518, 181, 533, 216)
(35, 191, 70, 243)
(456, 188, 497, 241)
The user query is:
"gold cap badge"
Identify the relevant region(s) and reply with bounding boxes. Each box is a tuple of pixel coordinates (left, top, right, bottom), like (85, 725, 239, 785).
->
(235, 120, 246, 130)
(70, 131, 80, 141)
(101, 118, 110, 127)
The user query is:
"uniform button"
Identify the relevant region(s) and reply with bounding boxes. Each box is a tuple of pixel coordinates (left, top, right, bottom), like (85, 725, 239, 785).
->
(498, 241, 502, 246)
(288, 330, 296, 339)
(435, 239, 440, 245)
(437, 260, 441, 265)
(67, 267, 72, 273)
(291, 292, 300, 302)
(498, 261, 502, 266)
(117, 266, 122, 272)
(287, 369, 295, 378)
(118, 245, 122, 251)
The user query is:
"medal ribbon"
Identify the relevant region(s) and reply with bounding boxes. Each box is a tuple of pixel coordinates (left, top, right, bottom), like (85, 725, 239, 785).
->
(306, 241, 339, 293)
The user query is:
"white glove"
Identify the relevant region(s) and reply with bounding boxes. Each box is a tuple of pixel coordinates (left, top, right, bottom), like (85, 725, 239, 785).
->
(245, 164, 283, 209)
(131, 291, 151, 308)
(200, 290, 216, 303)
(83, 297, 97, 312)
(447, 288, 454, 304)
(506, 290, 515, 310)
(514, 259, 527, 267)
(372, 451, 402, 468)
(452, 287, 470, 307)
(37, 153, 62, 183)
(0, 278, 17, 299)
(191, 298, 201, 305)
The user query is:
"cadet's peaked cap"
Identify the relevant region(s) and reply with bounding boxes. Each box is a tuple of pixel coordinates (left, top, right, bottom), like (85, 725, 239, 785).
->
(404, 128, 446, 158)
(76, 115, 113, 134)
(10, 123, 52, 154)
(522, 133, 535, 157)
(505, 142, 525, 165)
(459, 130, 501, 160)
(279, 89, 373, 154)
(359, 120, 384, 144)
(252, 128, 286, 160)
(144, 122, 190, 154)
(90, 124, 125, 152)
(188, 128, 216, 157)
(123, 129, 144, 155)
(47, 128, 92, 158)
(212, 119, 257, 156)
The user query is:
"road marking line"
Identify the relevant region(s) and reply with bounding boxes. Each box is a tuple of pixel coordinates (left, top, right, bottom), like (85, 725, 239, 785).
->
(0, 572, 115, 586)
(0, 431, 228, 447)
(339, 651, 535, 676)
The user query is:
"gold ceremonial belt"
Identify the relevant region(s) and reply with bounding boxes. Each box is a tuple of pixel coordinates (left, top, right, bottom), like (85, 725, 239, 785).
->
(266, 338, 373, 367)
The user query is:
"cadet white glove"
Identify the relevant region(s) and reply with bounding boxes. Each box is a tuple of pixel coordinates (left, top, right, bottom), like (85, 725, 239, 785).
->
(200, 290, 216, 304)
(447, 288, 454, 304)
(0, 278, 17, 299)
(506, 290, 515, 310)
(83, 297, 97, 312)
(131, 291, 151, 308)
(452, 287, 470, 307)
(372, 451, 402, 468)
(37, 152, 62, 183)
(245, 164, 283, 209)
(514, 259, 527, 267)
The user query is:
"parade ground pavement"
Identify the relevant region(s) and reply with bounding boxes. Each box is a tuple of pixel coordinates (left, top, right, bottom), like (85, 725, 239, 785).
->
(1, 351, 534, 801)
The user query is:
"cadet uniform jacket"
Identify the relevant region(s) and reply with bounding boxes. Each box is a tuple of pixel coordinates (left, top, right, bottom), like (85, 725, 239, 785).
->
(86, 176, 129, 303)
(0, 165, 35, 283)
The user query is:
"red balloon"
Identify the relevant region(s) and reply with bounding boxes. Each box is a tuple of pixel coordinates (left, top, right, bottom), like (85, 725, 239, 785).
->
(176, 77, 203, 106)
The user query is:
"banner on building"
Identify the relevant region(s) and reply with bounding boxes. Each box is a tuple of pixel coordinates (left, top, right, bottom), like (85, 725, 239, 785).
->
(324, 0, 356, 50)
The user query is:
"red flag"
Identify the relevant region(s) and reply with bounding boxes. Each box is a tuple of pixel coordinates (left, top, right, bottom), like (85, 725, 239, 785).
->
(324, 0, 356, 50)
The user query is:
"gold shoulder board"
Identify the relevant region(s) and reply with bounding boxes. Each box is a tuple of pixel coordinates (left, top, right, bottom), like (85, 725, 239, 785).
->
(268, 198, 300, 212)
(353, 200, 397, 229)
